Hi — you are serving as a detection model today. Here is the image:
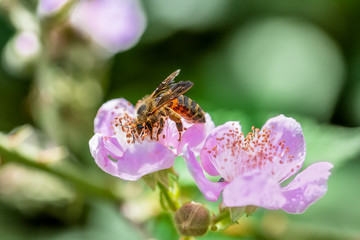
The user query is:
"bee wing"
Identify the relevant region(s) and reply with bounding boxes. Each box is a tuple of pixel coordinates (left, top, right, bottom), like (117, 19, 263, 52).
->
(150, 81, 193, 115)
(150, 69, 181, 98)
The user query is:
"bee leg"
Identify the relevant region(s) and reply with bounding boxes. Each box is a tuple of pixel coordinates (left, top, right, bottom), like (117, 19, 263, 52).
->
(146, 122, 153, 139)
(167, 109, 183, 141)
(175, 122, 183, 141)
(157, 117, 165, 141)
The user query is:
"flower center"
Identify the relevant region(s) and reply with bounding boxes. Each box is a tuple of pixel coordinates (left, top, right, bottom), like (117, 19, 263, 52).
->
(111, 112, 159, 145)
(205, 124, 295, 182)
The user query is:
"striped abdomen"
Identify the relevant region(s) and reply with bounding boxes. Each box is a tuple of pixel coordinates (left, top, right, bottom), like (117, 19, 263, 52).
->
(167, 95, 206, 123)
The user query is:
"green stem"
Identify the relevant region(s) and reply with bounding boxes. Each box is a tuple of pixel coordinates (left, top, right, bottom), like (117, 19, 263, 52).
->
(0, 142, 118, 201)
(212, 209, 230, 225)
(158, 182, 178, 212)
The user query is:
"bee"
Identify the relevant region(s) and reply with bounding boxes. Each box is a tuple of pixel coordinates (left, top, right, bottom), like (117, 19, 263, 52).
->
(133, 69, 206, 141)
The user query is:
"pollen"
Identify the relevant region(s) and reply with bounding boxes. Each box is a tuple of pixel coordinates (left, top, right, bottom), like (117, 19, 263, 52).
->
(207, 125, 293, 182)
(112, 112, 162, 145)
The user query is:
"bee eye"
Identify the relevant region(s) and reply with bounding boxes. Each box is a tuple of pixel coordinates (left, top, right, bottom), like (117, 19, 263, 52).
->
(137, 124, 144, 130)
(137, 104, 147, 115)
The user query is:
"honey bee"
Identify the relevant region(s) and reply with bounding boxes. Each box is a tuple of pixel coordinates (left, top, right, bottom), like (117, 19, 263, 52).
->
(133, 69, 206, 141)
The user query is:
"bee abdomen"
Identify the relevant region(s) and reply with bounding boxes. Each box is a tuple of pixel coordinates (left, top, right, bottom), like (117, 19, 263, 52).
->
(168, 95, 205, 123)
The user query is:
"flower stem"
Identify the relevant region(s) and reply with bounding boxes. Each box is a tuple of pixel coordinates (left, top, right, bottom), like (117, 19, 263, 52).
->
(209, 209, 231, 231)
(212, 209, 230, 224)
(158, 182, 178, 212)
(0, 140, 119, 201)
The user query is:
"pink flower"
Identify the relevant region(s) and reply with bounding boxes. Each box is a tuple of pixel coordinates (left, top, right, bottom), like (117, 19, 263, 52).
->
(70, 0, 146, 54)
(89, 98, 214, 181)
(183, 115, 333, 213)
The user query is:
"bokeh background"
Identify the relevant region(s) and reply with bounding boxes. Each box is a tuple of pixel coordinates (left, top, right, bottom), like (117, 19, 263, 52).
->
(0, 0, 360, 239)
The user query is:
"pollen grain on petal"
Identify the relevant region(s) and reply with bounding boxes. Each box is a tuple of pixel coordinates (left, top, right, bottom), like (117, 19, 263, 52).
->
(206, 124, 295, 183)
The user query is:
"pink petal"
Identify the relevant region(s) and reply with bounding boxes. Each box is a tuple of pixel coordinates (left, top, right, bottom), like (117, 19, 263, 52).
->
(89, 133, 119, 177)
(200, 121, 241, 176)
(178, 113, 215, 156)
(183, 146, 227, 201)
(261, 115, 306, 182)
(117, 141, 175, 181)
(89, 133, 175, 181)
(103, 136, 125, 159)
(94, 98, 134, 136)
(223, 171, 286, 209)
(281, 162, 333, 213)
(158, 119, 181, 154)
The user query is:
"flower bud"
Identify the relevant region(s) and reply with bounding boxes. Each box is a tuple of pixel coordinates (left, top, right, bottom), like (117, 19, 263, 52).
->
(174, 202, 210, 236)
(69, 0, 146, 55)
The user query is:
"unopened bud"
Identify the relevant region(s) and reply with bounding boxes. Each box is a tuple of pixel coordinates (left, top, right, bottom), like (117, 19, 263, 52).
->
(174, 202, 210, 236)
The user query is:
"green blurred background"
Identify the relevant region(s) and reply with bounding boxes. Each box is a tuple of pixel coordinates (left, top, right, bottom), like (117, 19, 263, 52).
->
(0, 0, 360, 239)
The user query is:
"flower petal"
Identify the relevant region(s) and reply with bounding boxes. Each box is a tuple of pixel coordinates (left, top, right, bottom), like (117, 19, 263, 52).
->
(183, 146, 227, 201)
(200, 121, 241, 176)
(178, 113, 215, 156)
(89, 133, 119, 177)
(158, 119, 181, 154)
(261, 115, 306, 182)
(103, 136, 125, 158)
(116, 141, 175, 181)
(223, 171, 286, 209)
(281, 162, 333, 214)
(94, 98, 134, 136)
(90, 133, 175, 181)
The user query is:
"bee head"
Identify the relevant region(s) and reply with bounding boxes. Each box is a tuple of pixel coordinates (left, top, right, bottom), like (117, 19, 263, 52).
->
(135, 103, 149, 122)
(131, 118, 144, 135)
(136, 123, 144, 132)
(137, 104, 147, 115)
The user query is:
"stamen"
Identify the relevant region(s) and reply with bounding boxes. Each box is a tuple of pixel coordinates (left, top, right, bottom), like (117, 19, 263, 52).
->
(112, 110, 163, 145)
(208, 126, 293, 182)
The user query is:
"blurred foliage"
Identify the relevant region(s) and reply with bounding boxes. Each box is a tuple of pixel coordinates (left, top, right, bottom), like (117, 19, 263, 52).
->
(0, 0, 360, 239)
